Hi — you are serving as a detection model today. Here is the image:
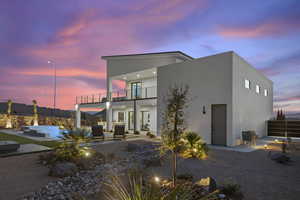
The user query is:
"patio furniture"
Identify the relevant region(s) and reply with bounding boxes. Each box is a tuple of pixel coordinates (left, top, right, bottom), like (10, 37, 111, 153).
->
(114, 125, 126, 139)
(242, 131, 257, 146)
(0, 141, 20, 154)
(91, 125, 105, 141)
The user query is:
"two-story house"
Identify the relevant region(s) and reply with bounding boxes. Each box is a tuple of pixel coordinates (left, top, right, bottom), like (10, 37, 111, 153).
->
(75, 51, 273, 146)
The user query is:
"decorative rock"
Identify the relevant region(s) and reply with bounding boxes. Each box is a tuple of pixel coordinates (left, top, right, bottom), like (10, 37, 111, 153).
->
(49, 162, 78, 178)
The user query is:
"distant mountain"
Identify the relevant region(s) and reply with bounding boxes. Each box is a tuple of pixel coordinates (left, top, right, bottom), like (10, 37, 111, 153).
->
(286, 112, 300, 120)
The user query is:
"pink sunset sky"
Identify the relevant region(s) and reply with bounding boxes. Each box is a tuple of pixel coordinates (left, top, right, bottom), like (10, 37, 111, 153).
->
(0, 0, 300, 113)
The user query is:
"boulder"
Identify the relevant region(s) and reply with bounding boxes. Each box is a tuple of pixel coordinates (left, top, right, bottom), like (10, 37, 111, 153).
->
(196, 177, 217, 193)
(49, 162, 78, 178)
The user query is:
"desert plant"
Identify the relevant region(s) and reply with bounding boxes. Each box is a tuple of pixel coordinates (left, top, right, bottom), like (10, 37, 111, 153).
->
(146, 132, 156, 138)
(134, 130, 140, 135)
(39, 129, 91, 165)
(160, 85, 189, 187)
(181, 132, 208, 159)
(105, 173, 191, 200)
(220, 182, 244, 200)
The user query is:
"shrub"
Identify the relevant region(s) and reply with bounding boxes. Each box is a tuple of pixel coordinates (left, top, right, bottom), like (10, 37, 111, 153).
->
(220, 182, 244, 200)
(39, 128, 92, 166)
(181, 132, 208, 159)
(134, 130, 140, 135)
(146, 132, 156, 138)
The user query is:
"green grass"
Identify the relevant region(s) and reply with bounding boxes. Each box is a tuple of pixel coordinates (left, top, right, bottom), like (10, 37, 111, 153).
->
(0, 132, 60, 148)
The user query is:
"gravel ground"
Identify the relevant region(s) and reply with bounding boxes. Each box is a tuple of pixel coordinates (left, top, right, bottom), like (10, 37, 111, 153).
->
(0, 153, 56, 200)
(0, 140, 299, 200)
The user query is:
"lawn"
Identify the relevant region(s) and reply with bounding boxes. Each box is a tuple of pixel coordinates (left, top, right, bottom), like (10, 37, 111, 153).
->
(0, 132, 60, 148)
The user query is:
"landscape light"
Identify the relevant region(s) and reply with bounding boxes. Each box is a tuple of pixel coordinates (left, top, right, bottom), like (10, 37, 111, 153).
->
(154, 176, 160, 183)
(85, 151, 90, 157)
(275, 139, 279, 143)
(193, 148, 197, 152)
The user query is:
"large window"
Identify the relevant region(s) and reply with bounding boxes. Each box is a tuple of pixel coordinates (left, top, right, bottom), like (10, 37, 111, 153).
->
(245, 79, 250, 89)
(256, 85, 260, 94)
(131, 82, 142, 99)
(118, 112, 125, 122)
(264, 89, 268, 96)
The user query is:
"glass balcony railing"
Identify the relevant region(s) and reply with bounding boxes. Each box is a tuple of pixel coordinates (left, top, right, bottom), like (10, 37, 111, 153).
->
(76, 86, 157, 104)
(110, 86, 157, 101)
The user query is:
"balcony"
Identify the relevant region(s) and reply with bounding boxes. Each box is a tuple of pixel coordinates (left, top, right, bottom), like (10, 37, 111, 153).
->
(111, 86, 157, 101)
(76, 86, 156, 105)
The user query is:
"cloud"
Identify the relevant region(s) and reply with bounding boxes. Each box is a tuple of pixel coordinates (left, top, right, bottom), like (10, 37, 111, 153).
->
(259, 50, 300, 76)
(218, 5, 300, 38)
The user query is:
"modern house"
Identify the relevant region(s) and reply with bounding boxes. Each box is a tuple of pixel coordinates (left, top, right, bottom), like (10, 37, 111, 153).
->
(75, 51, 273, 146)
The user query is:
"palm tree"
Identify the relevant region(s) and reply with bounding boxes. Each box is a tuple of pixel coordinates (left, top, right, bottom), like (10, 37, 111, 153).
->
(160, 85, 189, 187)
(32, 100, 38, 126)
(6, 99, 12, 128)
(181, 132, 208, 159)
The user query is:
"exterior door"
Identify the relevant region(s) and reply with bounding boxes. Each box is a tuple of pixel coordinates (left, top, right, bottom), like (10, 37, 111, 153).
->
(141, 111, 150, 131)
(131, 82, 142, 99)
(128, 111, 134, 130)
(211, 104, 227, 146)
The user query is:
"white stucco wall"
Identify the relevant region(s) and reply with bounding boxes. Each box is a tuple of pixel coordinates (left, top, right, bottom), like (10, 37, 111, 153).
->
(157, 52, 234, 145)
(232, 53, 273, 142)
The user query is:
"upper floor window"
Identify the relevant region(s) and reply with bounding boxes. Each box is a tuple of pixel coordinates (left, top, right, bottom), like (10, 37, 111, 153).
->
(256, 85, 260, 94)
(245, 79, 250, 89)
(264, 89, 268, 96)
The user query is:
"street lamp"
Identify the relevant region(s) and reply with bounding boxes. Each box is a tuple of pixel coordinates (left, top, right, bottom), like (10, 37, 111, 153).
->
(48, 60, 57, 115)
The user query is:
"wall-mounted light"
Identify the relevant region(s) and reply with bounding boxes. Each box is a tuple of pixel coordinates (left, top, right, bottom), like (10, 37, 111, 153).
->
(137, 74, 140, 78)
(202, 106, 206, 114)
(106, 101, 110, 109)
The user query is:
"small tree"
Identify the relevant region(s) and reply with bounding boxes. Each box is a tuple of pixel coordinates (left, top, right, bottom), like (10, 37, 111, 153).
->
(160, 85, 189, 187)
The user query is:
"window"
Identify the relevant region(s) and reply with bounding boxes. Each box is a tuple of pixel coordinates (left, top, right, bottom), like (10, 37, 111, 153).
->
(245, 79, 250, 89)
(118, 112, 125, 122)
(256, 85, 260, 94)
(264, 89, 268, 96)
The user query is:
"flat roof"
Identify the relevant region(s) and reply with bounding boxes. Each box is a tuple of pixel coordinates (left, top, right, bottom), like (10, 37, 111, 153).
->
(101, 51, 194, 60)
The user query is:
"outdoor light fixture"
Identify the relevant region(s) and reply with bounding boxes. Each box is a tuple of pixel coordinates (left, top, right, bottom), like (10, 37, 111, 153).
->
(202, 106, 206, 114)
(264, 144, 268, 149)
(153, 71, 156, 74)
(275, 139, 279, 143)
(193, 148, 197, 152)
(154, 176, 160, 183)
(106, 101, 110, 109)
(137, 74, 140, 78)
(85, 151, 90, 157)
(123, 76, 127, 80)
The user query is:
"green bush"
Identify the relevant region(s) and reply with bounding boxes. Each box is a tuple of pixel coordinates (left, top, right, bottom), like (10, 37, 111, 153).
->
(181, 131, 208, 159)
(220, 182, 244, 200)
(146, 132, 156, 138)
(39, 128, 92, 166)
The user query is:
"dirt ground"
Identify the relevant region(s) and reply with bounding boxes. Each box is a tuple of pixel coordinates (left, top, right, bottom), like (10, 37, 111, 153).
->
(0, 140, 300, 200)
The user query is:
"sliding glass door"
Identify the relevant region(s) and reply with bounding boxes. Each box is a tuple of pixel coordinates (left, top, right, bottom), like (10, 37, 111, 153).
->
(131, 82, 142, 99)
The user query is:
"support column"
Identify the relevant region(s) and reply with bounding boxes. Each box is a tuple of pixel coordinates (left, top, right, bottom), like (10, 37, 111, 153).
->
(75, 104, 81, 128)
(134, 101, 141, 132)
(106, 102, 112, 131)
(106, 78, 113, 131)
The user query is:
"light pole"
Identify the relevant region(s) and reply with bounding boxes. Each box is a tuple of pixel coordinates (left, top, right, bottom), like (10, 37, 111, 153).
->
(48, 60, 56, 115)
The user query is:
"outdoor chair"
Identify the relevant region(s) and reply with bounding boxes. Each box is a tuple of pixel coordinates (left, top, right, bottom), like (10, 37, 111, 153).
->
(113, 125, 126, 139)
(242, 131, 257, 146)
(91, 125, 105, 141)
